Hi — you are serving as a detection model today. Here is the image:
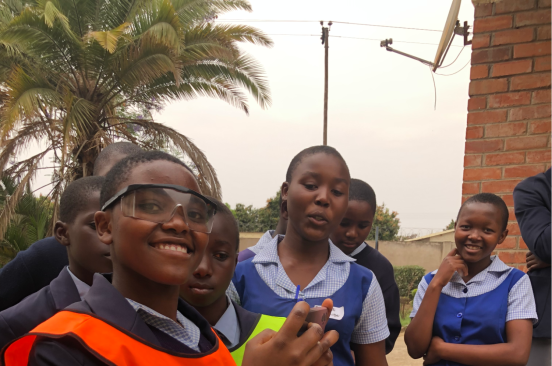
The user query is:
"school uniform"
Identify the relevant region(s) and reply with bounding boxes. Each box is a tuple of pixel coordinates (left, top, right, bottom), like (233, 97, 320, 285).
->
(0, 237, 68, 311)
(411, 256, 537, 366)
(237, 230, 275, 263)
(514, 168, 551, 366)
(212, 297, 286, 365)
(229, 236, 390, 366)
(349, 243, 401, 354)
(0, 267, 83, 349)
(2, 274, 233, 365)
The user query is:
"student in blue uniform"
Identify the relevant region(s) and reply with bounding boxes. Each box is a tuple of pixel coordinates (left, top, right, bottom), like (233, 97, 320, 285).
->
(238, 194, 287, 262)
(0, 176, 110, 349)
(405, 193, 537, 366)
(0, 142, 142, 312)
(230, 146, 390, 366)
(3, 151, 337, 366)
(180, 196, 287, 365)
(329, 178, 401, 354)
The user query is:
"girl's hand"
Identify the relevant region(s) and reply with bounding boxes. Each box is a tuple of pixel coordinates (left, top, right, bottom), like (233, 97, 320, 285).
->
(423, 336, 444, 365)
(433, 249, 468, 288)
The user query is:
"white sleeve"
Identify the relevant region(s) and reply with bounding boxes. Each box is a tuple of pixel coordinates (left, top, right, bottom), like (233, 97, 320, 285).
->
(410, 276, 429, 318)
(506, 274, 538, 323)
(351, 275, 390, 344)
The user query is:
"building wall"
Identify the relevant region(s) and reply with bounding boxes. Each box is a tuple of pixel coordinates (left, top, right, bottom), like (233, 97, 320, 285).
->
(464, 0, 551, 271)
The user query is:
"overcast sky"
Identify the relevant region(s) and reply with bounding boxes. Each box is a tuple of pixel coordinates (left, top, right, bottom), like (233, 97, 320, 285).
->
(155, 0, 475, 235)
(29, 0, 475, 235)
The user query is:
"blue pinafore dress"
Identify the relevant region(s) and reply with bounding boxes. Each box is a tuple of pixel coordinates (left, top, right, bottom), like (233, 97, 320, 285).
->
(232, 257, 373, 366)
(424, 268, 525, 366)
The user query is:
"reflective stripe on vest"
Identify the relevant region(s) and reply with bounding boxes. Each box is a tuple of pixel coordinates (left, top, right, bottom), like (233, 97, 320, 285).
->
(2, 310, 236, 366)
(230, 314, 286, 366)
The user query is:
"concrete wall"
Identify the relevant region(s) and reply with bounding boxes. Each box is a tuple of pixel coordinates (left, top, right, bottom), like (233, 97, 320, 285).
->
(464, 0, 551, 271)
(238, 232, 454, 273)
(367, 241, 455, 273)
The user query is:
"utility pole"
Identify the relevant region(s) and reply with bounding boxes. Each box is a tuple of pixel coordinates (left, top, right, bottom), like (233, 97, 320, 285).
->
(321, 21, 332, 145)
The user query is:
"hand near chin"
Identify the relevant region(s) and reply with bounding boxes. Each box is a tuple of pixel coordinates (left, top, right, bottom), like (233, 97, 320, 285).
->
(242, 300, 338, 366)
(423, 336, 444, 365)
(433, 249, 468, 288)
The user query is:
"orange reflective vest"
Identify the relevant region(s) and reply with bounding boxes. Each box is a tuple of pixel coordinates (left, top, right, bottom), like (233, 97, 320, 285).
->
(1, 310, 236, 366)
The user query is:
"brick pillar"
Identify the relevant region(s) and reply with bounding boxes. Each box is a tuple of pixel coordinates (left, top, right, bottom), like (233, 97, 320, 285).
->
(463, 0, 551, 271)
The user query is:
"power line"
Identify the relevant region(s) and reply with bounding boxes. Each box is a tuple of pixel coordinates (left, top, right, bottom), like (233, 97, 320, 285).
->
(219, 19, 442, 32)
(434, 60, 470, 76)
(265, 34, 463, 47)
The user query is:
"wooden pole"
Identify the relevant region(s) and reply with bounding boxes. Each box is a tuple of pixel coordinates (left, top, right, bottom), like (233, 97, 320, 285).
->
(323, 27, 329, 146)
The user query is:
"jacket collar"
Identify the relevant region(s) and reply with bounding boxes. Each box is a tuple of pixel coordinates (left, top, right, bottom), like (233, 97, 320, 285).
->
(49, 267, 82, 311)
(73, 274, 216, 348)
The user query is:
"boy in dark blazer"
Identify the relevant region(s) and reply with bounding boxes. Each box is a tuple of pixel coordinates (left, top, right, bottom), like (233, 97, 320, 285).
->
(0, 176, 111, 349)
(514, 168, 551, 366)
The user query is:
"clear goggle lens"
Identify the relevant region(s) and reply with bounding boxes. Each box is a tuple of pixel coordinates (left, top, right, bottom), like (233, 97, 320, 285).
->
(120, 188, 216, 233)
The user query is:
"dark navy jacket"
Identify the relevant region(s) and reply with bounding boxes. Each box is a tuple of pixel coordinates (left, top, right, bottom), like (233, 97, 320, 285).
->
(27, 274, 219, 365)
(352, 244, 401, 354)
(0, 267, 80, 350)
(514, 168, 551, 338)
(0, 237, 68, 312)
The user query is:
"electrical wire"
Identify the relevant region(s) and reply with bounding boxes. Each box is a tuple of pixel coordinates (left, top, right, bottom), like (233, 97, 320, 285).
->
(265, 34, 463, 47)
(434, 59, 470, 76)
(219, 19, 442, 32)
(439, 46, 466, 68)
(429, 66, 437, 110)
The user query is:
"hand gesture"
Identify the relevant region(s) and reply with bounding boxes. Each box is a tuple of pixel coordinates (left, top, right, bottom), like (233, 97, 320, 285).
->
(242, 299, 339, 366)
(433, 249, 468, 288)
(423, 336, 444, 365)
(526, 251, 551, 272)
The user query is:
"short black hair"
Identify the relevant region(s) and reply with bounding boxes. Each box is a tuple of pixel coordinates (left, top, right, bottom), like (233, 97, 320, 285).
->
(457, 193, 509, 231)
(206, 196, 240, 251)
(349, 178, 377, 216)
(60, 176, 105, 223)
(100, 151, 194, 208)
(93, 142, 143, 176)
(285, 145, 350, 183)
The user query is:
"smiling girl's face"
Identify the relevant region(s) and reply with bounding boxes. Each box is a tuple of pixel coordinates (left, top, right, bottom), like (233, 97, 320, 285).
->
(282, 153, 350, 243)
(454, 202, 508, 265)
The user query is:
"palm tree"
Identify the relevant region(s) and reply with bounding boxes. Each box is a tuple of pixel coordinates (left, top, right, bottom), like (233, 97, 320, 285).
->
(0, 0, 272, 237)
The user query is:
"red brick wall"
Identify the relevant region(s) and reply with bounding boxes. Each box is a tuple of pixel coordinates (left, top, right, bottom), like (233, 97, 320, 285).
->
(464, 0, 551, 271)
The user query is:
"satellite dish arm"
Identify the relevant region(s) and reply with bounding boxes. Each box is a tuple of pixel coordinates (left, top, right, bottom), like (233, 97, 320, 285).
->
(380, 39, 435, 67)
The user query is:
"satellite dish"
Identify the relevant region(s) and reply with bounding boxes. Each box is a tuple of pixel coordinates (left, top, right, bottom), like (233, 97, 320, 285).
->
(379, 0, 471, 71)
(433, 0, 462, 71)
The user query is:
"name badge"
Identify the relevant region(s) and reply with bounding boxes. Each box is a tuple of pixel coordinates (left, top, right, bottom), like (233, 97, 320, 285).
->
(314, 305, 344, 320)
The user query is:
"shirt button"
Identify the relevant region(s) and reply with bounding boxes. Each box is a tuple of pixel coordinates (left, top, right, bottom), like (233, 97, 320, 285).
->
(457, 313, 463, 318)
(463, 288, 468, 293)
(454, 336, 460, 341)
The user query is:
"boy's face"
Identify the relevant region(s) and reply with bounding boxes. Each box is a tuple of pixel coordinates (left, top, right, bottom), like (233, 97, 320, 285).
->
(454, 202, 508, 264)
(330, 200, 374, 255)
(96, 161, 209, 286)
(179, 214, 238, 307)
(56, 192, 112, 277)
(283, 153, 350, 242)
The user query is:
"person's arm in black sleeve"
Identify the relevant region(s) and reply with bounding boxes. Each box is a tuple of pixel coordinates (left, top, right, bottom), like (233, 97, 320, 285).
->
(514, 171, 551, 264)
(0, 252, 35, 311)
(380, 265, 401, 354)
(28, 337, 105, 366)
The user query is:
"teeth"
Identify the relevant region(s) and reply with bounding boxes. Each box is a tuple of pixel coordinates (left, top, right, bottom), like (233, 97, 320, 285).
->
(154, 243, 188, 253)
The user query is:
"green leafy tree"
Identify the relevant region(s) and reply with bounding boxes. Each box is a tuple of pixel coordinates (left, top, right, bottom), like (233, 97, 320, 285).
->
(0, 177, 53, 265)
(229, 190, 280, 232)
(367, 203, 400, 241)
(444, 219, 455, 231)
(0, 0, 272, 238)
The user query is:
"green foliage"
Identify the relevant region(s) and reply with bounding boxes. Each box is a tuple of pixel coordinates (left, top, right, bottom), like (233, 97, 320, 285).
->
(444, 219, 455, 231)
(393, 265, 426, 298)
(0, 0, 274, 237)
(367, 203, 400, 241)
(0, 177, 53, 260)
(229, 190, 280, 232)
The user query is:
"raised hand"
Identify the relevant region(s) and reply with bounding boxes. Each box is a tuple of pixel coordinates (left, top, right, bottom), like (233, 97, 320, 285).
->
(242, 300, 339, 366)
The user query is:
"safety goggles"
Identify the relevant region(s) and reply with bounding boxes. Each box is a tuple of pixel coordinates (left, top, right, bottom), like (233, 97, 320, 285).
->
(101, 184, 217, 234)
